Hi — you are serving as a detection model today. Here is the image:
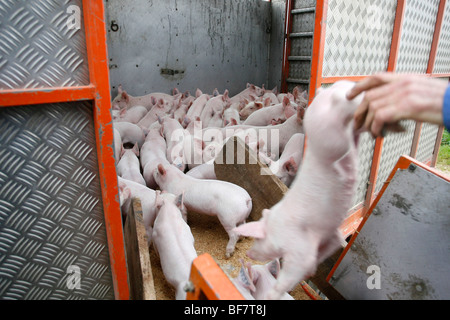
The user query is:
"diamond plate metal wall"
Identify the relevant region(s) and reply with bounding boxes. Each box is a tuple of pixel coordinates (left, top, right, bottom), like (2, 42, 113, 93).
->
(395, 0, 440, 73)
(0, 102, 115, 300)
(415, 123, 440, 164)
(375, 120, 417, 194)
(322, 0, 397, 77)
(433, 0, 450, 74)
(351, 132, 376, 208)
(0, 0, 90, 89)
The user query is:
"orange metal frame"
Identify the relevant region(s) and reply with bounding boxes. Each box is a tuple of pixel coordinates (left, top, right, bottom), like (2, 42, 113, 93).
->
(186, 253, 245, 300)
(0, 0, 129, 300)
(327, 155, 450, 283)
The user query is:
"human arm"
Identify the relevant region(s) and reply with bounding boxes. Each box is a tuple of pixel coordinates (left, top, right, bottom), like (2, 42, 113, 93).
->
(347, 73, 449, 137)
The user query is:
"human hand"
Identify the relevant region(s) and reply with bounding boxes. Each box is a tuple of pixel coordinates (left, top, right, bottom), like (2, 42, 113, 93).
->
(347, 73, 447, 138)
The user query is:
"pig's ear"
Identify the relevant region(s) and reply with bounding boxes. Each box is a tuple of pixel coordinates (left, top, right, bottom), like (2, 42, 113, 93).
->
(213, 88, 219, 97)
(266, 259, 281, 278)
(172, 87, 180, 96)
(271, 86, 278, 95)
(237, 259, 256, 292)
(283, 157, 298, 175)
(230, 118, 238, 126)
(119, 107, 127, 116)
(255, 102, 264, 110)
(175, 192, 184, 209)
(263, 97, 271, 107)
(118, 84, 123, 94)
(157, 164, 166, 176)
(297, 106, 305, 123)
(132, 143, 139, 157)
(233, 221, 266, 239)
(301, 90, 308, 100)
(282, 95, 290, 107)
(121, 91, 129, 102)
(222, 89, 229, 101)
(195, 88, 202, 98)
(155, 190, 164, 209)
(119, 187, 131, 204)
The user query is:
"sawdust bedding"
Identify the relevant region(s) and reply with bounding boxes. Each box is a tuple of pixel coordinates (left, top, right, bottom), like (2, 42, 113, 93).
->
(149, 210, 315, 300)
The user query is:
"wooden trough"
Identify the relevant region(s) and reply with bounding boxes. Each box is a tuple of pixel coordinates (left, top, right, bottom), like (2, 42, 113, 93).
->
(123, 136, 343, 300)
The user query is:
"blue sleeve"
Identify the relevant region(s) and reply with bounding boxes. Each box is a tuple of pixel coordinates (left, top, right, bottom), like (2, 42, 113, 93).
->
(444, 85, 450, 131)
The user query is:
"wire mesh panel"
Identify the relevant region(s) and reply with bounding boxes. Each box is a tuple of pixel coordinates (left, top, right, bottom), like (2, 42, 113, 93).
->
(433, 0, 450, 74)
(0, 0, 90, 89)
(322, 0, 397, 77)
(395, 0, 440, 73)
(0, 102, 115, 300)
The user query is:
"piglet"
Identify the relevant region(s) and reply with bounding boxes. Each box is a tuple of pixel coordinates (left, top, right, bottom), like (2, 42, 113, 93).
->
(222, 102, 242, 127)
(113, 122, 145, 148)
(137, 100, 168, 131)
(140, 125, 170, 189)
(233, 81, 364, 299)
(153, 163, 252, 258)
(152, 191, 197, 300)
(185, 89, 210, 124)
(113, 128, 122, 165)
(200, 90, 229, 126)
(116, 143, 146, 186)
(243, 96, 296, 126)
(112, 85, 158, 110)
(119, 177, 187, 244)
(229, 83, 265, 104)
(161, 117, 187, 171)
(112, 105, 148, 123)
(245, 260, 294, 300)
(238, 97, 271, 120)
(268, 133, 305, 187)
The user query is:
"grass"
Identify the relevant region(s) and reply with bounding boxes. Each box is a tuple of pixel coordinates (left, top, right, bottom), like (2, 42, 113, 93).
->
(436, 128, 450, 174)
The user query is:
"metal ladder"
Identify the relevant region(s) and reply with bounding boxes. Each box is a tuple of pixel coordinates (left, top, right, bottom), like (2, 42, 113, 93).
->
(281, 0, 316, 94)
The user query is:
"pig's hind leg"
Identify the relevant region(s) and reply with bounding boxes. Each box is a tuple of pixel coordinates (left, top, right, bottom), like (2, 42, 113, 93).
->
(224, 227, 240, 258)
(266, 241, 318, 300)
(317, 230, 344, 264)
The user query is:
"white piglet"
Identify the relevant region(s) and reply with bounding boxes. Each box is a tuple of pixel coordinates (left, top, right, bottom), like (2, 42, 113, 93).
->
(153, 163, 252, 258)
(152, 191, 197, 300)
(233, 81, 364, 299)
(116, 143, 146, 186)
(269, 133, 305, 187)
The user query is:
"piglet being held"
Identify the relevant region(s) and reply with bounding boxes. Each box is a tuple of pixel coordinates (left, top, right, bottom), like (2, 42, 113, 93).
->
(233, 81, 364, 299)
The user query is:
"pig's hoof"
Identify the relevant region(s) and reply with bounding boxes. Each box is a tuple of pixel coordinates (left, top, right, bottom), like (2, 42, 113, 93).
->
(225, 251, 234, 259)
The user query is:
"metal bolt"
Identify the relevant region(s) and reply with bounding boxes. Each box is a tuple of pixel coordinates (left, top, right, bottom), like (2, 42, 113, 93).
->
(408, 164, 417, 172)
(183, 281, 195, 293)
(415, 285, 423, 292)
(372, 207, 380, 215)
(351, 244, 357, 251)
